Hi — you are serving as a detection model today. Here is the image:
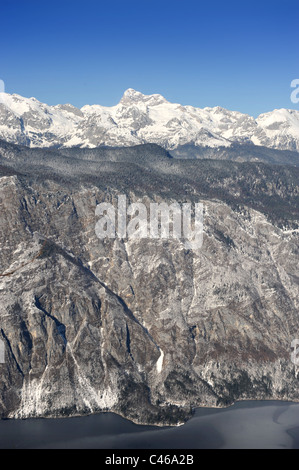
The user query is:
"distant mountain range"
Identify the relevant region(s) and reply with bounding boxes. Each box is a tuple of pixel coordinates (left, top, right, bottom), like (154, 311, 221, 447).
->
(0, 88, 299, 154)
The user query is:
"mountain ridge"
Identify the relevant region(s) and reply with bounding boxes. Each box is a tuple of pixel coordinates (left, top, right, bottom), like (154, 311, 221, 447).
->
(1, 141, 299, 424)
(1, 89, 299, 152)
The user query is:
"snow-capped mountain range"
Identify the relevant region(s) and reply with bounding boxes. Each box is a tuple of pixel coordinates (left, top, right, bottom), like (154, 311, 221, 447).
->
(0, 88, 299, 152)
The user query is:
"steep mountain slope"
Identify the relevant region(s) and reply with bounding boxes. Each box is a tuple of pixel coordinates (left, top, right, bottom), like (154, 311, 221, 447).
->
(1, 142, 299, 425)
(1, 89, 299, 153)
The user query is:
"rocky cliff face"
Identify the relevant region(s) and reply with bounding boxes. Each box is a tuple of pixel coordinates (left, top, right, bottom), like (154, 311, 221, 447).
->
(1, 142, 299, 425)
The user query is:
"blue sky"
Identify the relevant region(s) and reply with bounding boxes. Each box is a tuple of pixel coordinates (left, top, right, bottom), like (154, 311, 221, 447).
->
(1, 0, 298, 116)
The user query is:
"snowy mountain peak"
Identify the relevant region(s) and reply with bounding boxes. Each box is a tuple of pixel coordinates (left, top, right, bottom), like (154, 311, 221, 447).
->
(0, 90, 299, 152)
(121, 88, 143, 100)
(120, 88, 168, 106)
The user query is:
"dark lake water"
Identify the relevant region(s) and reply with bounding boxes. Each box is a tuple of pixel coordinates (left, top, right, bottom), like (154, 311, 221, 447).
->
(1, 400, 299, 449)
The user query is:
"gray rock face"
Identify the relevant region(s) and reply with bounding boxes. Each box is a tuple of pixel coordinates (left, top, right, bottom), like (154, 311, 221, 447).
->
(1, 142, 299, 425)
